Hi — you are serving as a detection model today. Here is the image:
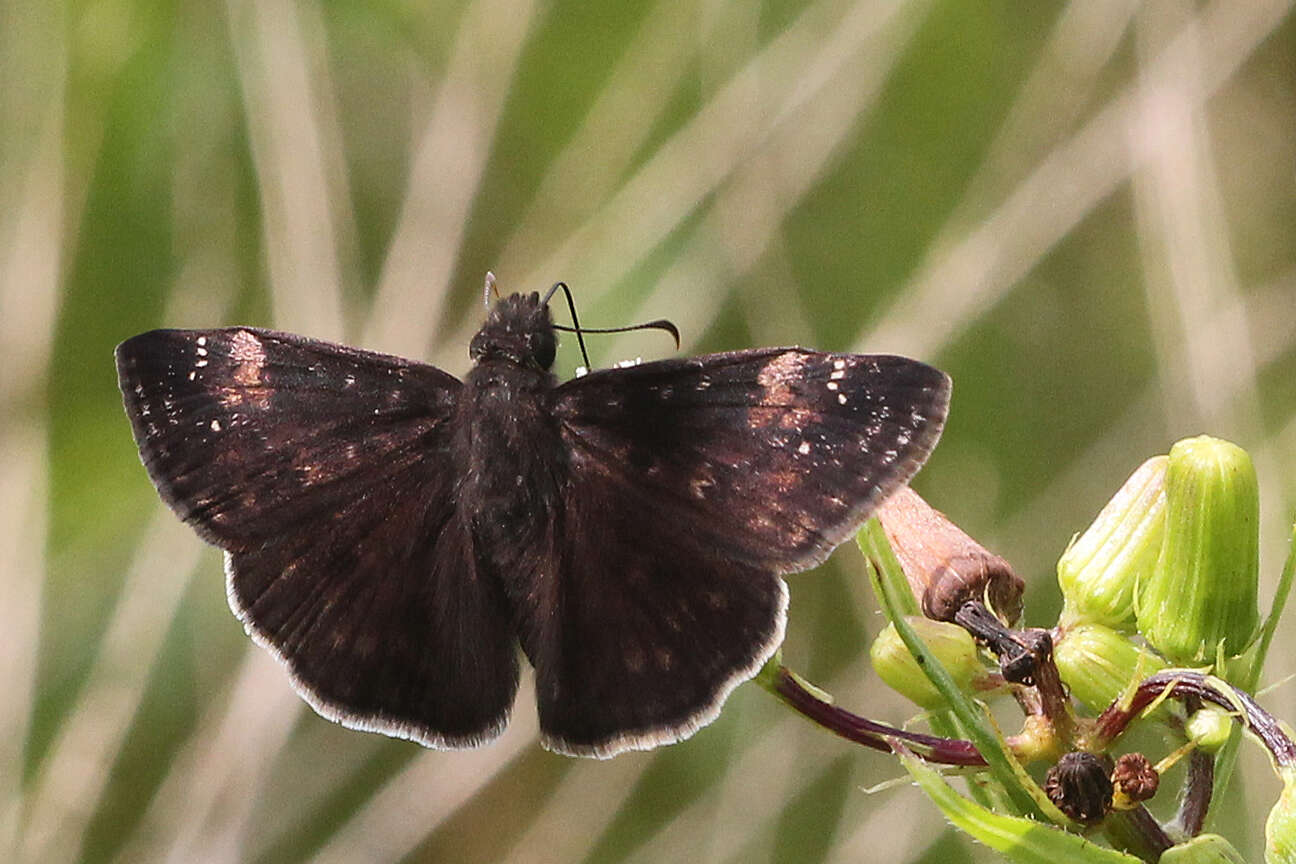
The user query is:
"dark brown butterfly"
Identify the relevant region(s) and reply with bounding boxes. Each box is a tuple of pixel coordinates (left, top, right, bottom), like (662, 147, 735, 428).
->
(115, 281, 950, 757)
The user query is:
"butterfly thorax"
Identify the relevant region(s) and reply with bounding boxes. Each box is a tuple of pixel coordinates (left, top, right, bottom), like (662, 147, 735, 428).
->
(459, 295, 565, 607)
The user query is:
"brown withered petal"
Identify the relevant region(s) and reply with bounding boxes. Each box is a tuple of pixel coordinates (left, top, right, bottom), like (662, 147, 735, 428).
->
(1112, 752, 1159, 803)
(1045, 751, 1115, 825)
(877, 487, 1025, 623)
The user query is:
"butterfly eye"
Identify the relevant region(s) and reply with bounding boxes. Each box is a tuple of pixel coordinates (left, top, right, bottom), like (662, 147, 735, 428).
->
(529, 328, 556, 370)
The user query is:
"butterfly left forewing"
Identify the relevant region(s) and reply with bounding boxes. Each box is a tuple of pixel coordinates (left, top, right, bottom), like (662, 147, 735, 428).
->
(116, 327, 462, 547)
(116, 328, 520, 747)
(525, 348, 949, 756)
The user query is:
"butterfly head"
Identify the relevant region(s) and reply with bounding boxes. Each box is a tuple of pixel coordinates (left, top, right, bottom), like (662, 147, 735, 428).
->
(469, 292, 557, 371)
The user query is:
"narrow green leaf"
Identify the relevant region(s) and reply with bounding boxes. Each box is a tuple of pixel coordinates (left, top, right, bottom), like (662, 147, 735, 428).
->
(858, 514, 921, 617)
(859, 518, 1053, 821)
(1160, 834, 1248, 863)
(897, 747, 1143, 864)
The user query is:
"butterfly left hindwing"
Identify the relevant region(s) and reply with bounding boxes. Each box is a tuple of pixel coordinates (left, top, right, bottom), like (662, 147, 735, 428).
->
(116, 328, 519, 747)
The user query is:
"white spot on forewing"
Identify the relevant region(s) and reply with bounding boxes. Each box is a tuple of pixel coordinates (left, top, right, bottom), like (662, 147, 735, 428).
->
(826, 381, 838, 391)
(829, 369, 845, 380)
(210, 419, 222, 431)
(832, 359, 845, 370)
(838, 393, 848, 405)
(188, 370, 196, 381)
(196, 336, 207, 347)
(797, 441, 811, 455)
(196, 346, 208, 357)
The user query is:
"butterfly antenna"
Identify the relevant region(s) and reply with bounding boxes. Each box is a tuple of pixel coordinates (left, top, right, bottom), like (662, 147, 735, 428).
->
(544, 281, 681, 370)
(483, 272, 501, 308)
(543, 281, 592, 368)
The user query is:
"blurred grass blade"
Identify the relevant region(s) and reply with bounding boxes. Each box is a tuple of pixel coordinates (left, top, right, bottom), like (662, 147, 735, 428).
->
(19, 513, 201, 864)
(367, 0, 541, 360)
(307, 678, 539, 864)
(0, 428, 47, 861)
(861, 0, 1294, 359)
(224, 0, 347, 340)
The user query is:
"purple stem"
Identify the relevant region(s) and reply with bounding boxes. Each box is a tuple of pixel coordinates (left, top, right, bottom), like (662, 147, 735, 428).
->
(1176, 749, 1214, 837)
(1092, 669, 1296, 768)
(772, 666, 988, 767)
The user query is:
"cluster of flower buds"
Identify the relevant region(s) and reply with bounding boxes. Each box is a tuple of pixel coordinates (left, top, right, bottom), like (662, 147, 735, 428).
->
(863, 432, 1295, 862)
(1058, 435, 1260, 666)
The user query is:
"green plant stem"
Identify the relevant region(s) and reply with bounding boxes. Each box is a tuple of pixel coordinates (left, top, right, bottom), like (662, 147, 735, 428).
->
(859, 518, 1052, 821)
(1211, 522, 1296, 826)
(1102, 807, 1175, 862)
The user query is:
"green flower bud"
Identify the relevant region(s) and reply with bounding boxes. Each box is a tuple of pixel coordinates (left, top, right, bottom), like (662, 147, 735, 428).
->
(1137, 436, 1261, 665)
(870, 617, 983, 709)
(1185, 706, 1233, 754)
(1267, 769, 1296, 864)
(1162, 834, 1247, 864)
(1058, 456, 1167, 630)
(1054, 623, 1166, 714)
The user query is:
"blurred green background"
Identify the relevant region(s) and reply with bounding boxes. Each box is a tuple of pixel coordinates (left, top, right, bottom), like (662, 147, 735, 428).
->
(4, 0, 1295, 861)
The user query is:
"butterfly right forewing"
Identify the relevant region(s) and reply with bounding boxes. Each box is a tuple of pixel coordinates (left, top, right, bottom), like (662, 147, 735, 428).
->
(552, 348, 950, 569)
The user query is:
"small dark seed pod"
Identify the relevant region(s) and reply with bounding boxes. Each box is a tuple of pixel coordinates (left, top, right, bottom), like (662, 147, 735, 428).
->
(877, 487, 1025, 624)
(1045, 751, 1115, 825)
(1111, 752, 1159, 804)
